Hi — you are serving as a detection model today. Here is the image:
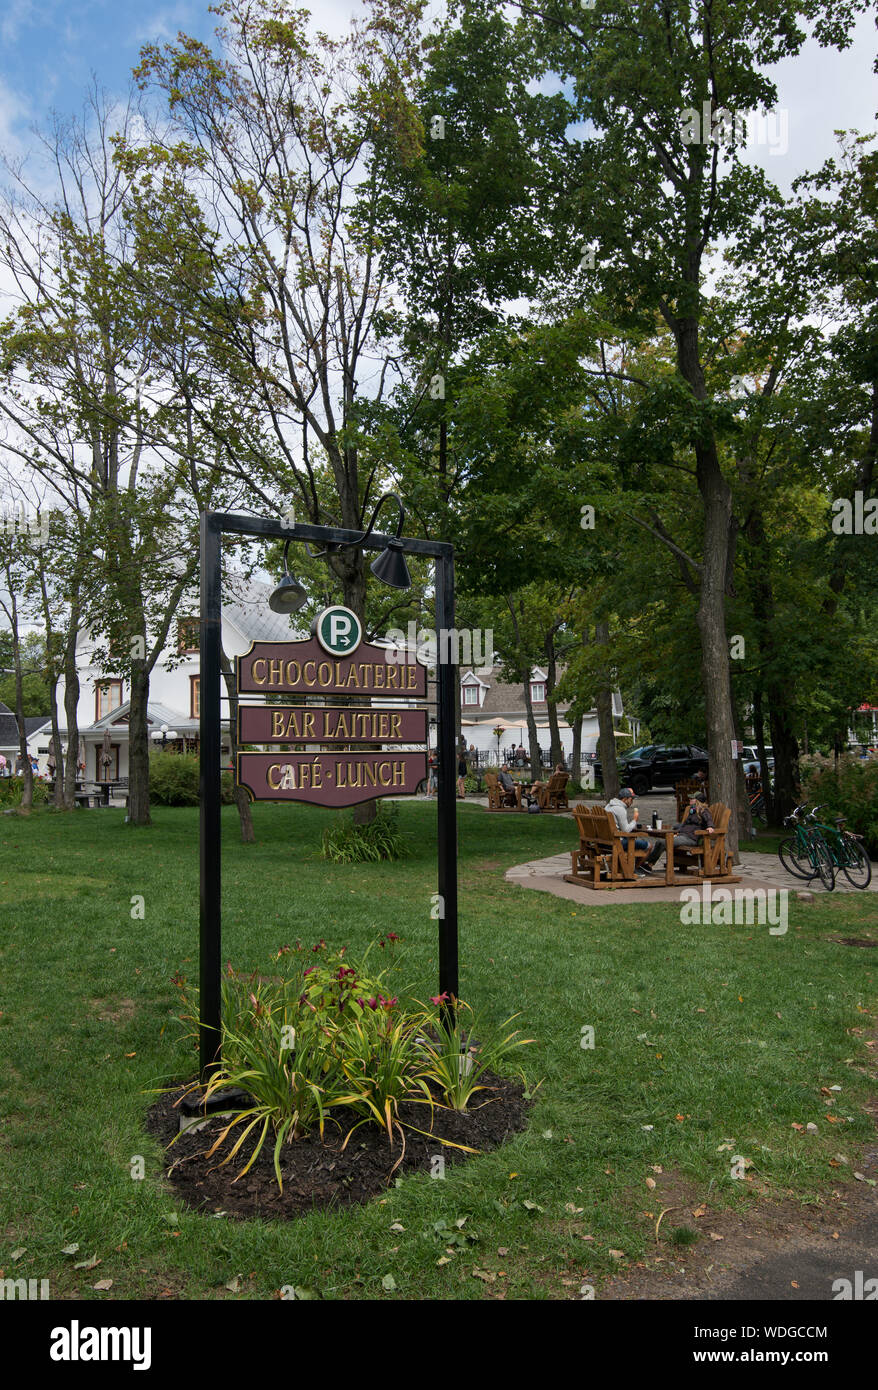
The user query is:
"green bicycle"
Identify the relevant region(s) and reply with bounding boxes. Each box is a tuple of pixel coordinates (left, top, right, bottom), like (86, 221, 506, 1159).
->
(807, 804, 872, 889)
(777, 803, 836, 891)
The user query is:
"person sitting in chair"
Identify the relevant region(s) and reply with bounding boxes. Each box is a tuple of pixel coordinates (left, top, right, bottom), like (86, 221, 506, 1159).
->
(497, 764, 519, 806)
(640, 790, 714, 874)
(605, 787, 649, 861)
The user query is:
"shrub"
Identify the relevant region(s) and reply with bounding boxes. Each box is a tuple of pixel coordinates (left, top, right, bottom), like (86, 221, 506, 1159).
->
(171, 942, 534, 1189)
(800, 755, 878, 858)
(150, 751, 234, 806)
(0, 776, 49, 807)
(321, 801, 407, 863)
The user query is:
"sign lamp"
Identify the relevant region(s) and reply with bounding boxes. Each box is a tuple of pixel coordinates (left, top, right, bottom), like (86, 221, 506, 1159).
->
(268, 538, 309, 614)
(270, 493, 412, 614)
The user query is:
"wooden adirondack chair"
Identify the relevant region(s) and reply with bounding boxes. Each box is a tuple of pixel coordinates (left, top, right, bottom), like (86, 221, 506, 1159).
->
(537, 771, 570, 811)
(570, 805, 648, 884)
(485, 772, 521, 811)
(673, 802, 731, 878)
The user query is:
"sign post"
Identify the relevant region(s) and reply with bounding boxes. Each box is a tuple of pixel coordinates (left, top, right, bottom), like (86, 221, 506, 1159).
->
(198, 511, 458, 1076)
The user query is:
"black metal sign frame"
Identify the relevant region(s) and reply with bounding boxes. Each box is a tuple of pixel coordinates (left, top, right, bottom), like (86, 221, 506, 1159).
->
(199, 510, 458, 1075)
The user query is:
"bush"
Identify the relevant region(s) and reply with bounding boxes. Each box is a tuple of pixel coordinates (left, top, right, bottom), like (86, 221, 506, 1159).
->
(321, 801, 407, 863)
(149, 751, 234, 806)
(0, 776, 49, 807)
(171, 941, 534, 1189)
(800, 755, 878, 858)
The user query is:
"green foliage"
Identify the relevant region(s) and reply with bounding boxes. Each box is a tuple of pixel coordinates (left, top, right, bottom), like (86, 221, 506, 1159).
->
(172, 942, 531, 1188)
(800, 756, 878, 858)
(417, 997, 534, 1113)
(321, 801, 407, 863)
(0, 776, 49, 807)
(149, 752, 234, 806)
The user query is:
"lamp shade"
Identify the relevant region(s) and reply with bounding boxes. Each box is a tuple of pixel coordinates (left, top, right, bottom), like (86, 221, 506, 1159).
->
(268, 572, 308, 614)
(370, 539, 411, 590)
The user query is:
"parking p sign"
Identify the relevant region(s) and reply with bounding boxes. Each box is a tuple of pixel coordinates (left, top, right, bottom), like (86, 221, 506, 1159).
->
(314, 605, 363, 656)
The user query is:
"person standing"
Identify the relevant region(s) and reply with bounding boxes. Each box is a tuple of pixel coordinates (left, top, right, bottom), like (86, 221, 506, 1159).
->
(457, 749, 467, 799)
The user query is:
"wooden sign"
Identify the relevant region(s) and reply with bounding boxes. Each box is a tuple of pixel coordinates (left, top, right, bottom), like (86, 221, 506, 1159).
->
(238, 705, 427, 745)
(236, 637, 426, 697)
(237, 751, 428, 807)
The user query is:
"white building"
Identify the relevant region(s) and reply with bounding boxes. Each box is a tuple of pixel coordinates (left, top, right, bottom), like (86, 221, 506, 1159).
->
(458, 665, 630, 763)
(27, 581, 300, 781)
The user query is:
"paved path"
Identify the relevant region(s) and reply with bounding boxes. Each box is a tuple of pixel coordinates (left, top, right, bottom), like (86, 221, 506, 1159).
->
(505, 846, 877, 906)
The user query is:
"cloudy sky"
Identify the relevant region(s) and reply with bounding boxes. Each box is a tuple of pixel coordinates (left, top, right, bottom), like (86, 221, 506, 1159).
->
(0, 1, 874, 185)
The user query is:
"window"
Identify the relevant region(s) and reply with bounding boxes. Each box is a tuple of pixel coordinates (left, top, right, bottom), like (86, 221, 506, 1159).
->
(95, 681, 123, 720)
(177, 618, 200, 654)
(530, 682, 546, 703)
(463, 684, 479, 706)
(190, 675, 200, 719)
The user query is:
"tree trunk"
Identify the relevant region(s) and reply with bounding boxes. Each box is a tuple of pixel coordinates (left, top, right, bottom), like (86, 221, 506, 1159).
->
(127, 659, 152, 827)
(7, 585, 34, 813)
(570, 703, 583, 788)
(62, 617, 80, 812)
(221, 645, 255, 843)
(595, 620, 619, 799)
(731, 691, 752, 843)
(522, 674, 541, 776)
(544, 631, 563, 767)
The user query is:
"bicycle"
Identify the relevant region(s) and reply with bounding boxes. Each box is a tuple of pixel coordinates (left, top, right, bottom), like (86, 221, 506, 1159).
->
(777, 803, 836, 891)
(807, 804, 872, 889)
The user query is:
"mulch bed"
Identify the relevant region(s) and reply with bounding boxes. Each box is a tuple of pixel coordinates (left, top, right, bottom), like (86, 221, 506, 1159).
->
(146, 1076, 530, 1220)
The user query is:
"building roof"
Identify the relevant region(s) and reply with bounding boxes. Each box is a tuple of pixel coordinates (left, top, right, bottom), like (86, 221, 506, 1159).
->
(222, 579, 306, 645)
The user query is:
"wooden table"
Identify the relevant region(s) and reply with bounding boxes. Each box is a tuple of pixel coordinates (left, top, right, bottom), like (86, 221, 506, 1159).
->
(642, 827, 680, 884)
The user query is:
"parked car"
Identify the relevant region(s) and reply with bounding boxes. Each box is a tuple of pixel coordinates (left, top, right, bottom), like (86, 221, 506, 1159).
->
(593, 744, 709, 796)
(742, 745, 775, 776)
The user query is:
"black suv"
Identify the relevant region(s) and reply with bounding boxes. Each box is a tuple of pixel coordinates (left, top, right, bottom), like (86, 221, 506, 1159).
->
(593, 744, 709, 796)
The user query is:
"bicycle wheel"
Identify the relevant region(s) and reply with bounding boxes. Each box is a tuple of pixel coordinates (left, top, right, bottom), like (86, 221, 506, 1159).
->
(841, 839, 872, 889)
(778, 836, 813, 879)
(809, 833, 836, 892)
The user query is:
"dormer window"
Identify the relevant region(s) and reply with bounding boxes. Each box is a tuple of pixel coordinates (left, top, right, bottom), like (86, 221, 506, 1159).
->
(177, 618, 200, 654)
(463, 685, 479, 706)
(95, 680, 123, 720)
(531, 681, 546, 703)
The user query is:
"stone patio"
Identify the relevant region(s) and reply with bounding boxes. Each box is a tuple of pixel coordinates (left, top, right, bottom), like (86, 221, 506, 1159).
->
(505, 848, 877, 906)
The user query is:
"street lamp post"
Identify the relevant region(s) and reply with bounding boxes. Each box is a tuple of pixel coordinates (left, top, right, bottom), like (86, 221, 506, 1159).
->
(151, 724, 179, 750)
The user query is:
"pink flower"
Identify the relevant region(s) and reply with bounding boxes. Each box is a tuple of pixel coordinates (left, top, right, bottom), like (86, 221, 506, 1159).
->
(430, 992, 450, 1006)
(303, 967, 315, 977)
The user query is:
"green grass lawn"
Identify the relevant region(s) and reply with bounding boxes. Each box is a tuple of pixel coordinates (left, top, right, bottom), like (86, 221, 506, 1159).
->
(0, 801, 876, 1301)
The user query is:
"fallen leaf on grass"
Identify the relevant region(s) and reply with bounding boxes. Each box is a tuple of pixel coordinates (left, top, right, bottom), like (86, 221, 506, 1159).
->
(651, 1164, 663, 1173)
(710, 1232, 724, 1241)
(10, 1249, 25, 1262)
(436, 1257, 450, 1267)
(389, 1223, 405, 1233)
(692, 1207, 706, 1219)
(645, 1177, 656, 1190)
(60, 1244, 80, 1257)
(381, 1274, 397, 1292)
(608, 1249, 625, 1259)
(523, 1200, 544, 1212)
(93, 1280, 112, 1292)
(472, 1269, 496, 1283)
(497, 1247, 509, 1256)
(74, 1255, 101, 1271)
(791, 1281, 799, 1289)
(224, 1276, 241, 1293)
(564, 1203, 584, 1214)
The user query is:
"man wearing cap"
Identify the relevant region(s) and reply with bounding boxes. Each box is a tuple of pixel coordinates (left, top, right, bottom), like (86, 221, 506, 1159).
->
(605, 787, 650, 859)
